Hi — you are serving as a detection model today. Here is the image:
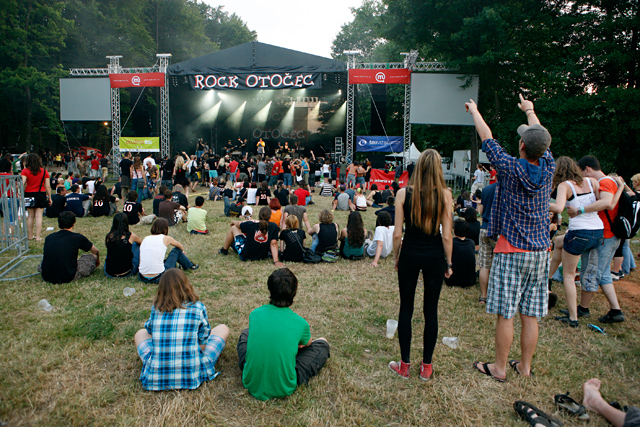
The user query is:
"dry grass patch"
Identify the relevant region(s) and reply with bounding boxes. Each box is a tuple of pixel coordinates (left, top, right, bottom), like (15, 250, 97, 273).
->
(1, 187, 639, 426)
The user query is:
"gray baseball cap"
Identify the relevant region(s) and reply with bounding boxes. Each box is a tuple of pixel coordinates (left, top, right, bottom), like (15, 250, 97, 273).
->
(517, 124, 551, 158)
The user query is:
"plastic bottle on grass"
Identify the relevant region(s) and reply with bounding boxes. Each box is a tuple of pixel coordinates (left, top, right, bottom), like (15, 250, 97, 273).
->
(123, 287, 136, 297)
(37, 299, 53, 312)
(442, 337, 459, 349)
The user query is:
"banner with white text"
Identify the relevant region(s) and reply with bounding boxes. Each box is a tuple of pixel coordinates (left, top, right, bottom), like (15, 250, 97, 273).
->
(356, 136, 404, 152)
(369, 169, 409, 188)
(188, 72, 322, 90)
(119, 137, 160, 152)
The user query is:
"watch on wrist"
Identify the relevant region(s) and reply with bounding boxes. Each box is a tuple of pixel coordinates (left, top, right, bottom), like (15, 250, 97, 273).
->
(447, 263, 453, 269)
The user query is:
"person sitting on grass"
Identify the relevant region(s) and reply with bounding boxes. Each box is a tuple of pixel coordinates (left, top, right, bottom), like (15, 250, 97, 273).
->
(91, 184, 114, 218)
(228, 196, 246, 218)
(187, 196, 208, 235)
(172, 184, 189, 210)
(64, 184, 91, 218)
(366, 183, 384, 208)
(353, 188, 368, 211)
(339, 210, 367, 259)
(138, 218, 199, 284)
(279, 215, 306, 262)
(581, 378, 640, 427)
(159, 189, 187, 226)
(123, 190, 156, 226)
(444, 219, 477, 288)
(218, 206, 284, 266)
(375, 196, 396, 224)
(282, 194, 312, 231)
(39, 211, 100, 284)
(308, 209, 339, 254)
(237, 268, 330, 400)
(255, 180, 271, 206)
(134, 268, 229, 391)
(268, 197, 283, 229)
(46, 186, 66, 218)
(364, 211, 394, 267)
(153, 185, 168, 217)
(104, 213, 142, 278)
(332, 185, 355, 211)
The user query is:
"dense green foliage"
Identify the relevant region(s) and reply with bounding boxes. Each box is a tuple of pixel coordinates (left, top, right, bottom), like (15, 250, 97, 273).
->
(0, 0, 256, 153)
(332, 0, 640, 176)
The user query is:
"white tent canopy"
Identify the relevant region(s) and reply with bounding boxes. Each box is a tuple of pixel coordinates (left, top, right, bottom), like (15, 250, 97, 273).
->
(385, 143, 421, 162)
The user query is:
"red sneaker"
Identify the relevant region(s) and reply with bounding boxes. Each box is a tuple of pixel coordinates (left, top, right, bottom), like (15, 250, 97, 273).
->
(419, 362, 433, 380)
(388, 360, 410, 379)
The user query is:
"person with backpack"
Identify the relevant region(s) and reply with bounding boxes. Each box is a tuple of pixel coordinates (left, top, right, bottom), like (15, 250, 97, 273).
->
(611, 173, 640, 279)
(565, 156, 626, 324)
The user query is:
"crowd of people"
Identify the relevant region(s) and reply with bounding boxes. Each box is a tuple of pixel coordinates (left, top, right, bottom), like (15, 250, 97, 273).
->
(5, 94, 639, 425)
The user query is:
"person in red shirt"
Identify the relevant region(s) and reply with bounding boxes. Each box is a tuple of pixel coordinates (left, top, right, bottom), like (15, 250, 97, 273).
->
(90, 155, 100, 179)
(293, 184, 311, 206)
(228, 158, 239, 184)
(21, 153, 52, 241)
(488, 166, 497, 184)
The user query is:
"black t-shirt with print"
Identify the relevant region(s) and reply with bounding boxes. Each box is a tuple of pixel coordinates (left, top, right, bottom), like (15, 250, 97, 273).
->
(123, 201, 142, 225)
(239, 221, 278, 261)
(256, 188, 271, 205)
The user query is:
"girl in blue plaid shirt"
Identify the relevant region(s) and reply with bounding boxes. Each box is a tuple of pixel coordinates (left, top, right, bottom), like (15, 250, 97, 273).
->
(134, 269, 230, 391)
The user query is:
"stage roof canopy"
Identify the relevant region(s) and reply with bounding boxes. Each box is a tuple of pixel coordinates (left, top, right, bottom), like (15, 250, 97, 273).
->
(168, 41, 346, 76)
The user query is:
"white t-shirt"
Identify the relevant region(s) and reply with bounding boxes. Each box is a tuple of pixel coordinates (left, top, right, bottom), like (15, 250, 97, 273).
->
(366, 225, 395, 258)
(139, 234, 167, 276)
(86, 180, 96, 195)
(474, 169, 485, 184)
(246, 188, 258, 205)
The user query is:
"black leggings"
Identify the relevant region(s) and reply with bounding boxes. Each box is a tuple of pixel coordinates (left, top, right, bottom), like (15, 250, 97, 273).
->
(397, 250, 446, 364)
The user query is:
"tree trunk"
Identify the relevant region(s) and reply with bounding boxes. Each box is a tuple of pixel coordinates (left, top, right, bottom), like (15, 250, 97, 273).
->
(25, 85, 32, 148)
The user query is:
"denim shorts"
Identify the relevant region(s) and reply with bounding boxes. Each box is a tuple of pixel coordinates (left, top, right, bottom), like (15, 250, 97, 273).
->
(283, 173, 293, 186)
(563, 229, 603, 256)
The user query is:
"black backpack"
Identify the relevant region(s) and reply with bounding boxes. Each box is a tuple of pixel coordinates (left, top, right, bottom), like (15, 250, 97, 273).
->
(602, 177, 640, 239)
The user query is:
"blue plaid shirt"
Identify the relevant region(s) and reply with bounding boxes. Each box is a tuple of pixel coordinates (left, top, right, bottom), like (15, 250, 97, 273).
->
(483, 139, 555, 251)
(140, 301, 218, 391)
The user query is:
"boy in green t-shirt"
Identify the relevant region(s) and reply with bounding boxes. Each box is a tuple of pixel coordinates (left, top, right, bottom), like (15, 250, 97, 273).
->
(187, 196, 208, 235)
(237, 268, 330, 400)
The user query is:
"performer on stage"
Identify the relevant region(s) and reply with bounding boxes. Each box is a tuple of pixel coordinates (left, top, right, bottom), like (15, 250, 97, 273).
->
(256, 138, 266, 159)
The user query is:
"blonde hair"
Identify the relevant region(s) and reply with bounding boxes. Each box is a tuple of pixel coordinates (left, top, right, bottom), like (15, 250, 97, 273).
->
(631, 173, 640, 189)
(408, 149, 447, 234)
(285, 214, 299, 229)
(175, 156, 184, 169)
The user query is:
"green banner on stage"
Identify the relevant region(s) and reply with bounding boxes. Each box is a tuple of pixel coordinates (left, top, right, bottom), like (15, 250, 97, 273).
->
(119, 137, 160, 152)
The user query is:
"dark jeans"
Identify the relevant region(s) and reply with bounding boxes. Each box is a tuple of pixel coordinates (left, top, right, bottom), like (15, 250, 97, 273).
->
(237, 328, 330, 386)
(138, 247, 194, 284)
(397, 249, 445, 364)
(160, 180, 173, 191)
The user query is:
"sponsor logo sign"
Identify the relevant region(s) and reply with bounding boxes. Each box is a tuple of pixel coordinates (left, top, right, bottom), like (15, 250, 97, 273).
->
(356, 136, 404, 152)
(109, 73, 165, 88)
(370, 169, 409, 188)
(119, 137, 160, 152)
(348, 69, 411, 84)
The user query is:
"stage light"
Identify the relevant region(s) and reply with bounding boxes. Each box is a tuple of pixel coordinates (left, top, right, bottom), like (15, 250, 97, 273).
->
(339, 90, 342, 94)
(224, 100, 247, 133)
(194, 100, 221, 124)
(253, 101, 272, 124)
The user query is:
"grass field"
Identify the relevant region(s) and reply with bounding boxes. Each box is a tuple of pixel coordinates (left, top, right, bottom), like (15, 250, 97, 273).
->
(1, 184, 639, 427)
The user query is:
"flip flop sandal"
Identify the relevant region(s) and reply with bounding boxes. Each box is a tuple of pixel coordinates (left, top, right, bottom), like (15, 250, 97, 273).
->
(554, 392, 590, 420)
(479, 296, 487, 304)
(514, 401, 563, 427)
(473, 361, 506, 382)
(509, 360, 535, 377)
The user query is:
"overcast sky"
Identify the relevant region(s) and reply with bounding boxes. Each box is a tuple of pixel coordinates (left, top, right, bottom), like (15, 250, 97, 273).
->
(207, 0, 364, 58)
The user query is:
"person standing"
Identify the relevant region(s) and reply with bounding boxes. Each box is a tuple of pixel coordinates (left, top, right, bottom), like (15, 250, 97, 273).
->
(21, 153, 52, 241)
(467, 95, 555, 381)
(388, 149, 453, 380)
(119, 152, 133, 197)
(471, 163, 486, 194)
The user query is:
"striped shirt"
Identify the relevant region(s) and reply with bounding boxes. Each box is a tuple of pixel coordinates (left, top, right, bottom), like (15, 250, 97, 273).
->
(483, 139, 555, 251)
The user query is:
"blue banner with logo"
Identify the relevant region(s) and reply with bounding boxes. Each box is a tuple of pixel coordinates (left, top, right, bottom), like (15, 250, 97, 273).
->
(356, 136, 404, 152)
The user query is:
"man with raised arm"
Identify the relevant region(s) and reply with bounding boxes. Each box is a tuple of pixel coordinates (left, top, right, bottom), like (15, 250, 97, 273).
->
(466, 94, 555, 381)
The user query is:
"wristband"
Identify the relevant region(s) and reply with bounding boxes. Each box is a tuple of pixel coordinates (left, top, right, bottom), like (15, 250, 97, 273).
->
(579, 206, 585, 215)
(447, 263, 453, 269)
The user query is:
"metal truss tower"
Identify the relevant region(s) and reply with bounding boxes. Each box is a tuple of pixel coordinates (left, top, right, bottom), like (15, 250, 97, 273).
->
(69, 54, 171, 162)
(157, 54, 172, 159)
(344, 50, 456, 166)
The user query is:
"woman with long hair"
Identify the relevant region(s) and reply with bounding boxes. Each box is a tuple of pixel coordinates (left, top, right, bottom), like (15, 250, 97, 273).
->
(339, 211, 367, 259)
(21, 153, 51, 241)
(91, 184, 111, 217)
(173, 155, 189, 192)
(134, 269, 229, 390)
(218, 206, 283, 265)
(132, 155, 147, 203)
(268, 197, 283, 229)
(104, 213, 143, 278)
(389, 149, 453, 380)
(548, 157, 620, 327)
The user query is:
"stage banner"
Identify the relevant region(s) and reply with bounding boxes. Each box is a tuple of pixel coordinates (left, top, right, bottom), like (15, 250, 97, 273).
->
(348, 69, 411, 85)
(356, 136, 404, 152)
(369, 169, 409, 188)
(109, 73, 165, 88)
(189, 72, 322, 90)
(119, 137, 160, 152)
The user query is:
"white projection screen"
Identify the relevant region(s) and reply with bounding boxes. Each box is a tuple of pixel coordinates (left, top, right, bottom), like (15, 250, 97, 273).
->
(409, 74, 479, 126)
(59, 78, 111, 121)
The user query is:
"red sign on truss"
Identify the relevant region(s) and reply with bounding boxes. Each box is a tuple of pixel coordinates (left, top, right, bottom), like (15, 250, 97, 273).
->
(348, 69, 411, 85)
(109, 73, 165, 88)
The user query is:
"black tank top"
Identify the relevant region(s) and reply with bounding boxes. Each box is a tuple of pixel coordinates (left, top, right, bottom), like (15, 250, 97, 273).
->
(316, 223, 338, 253)
(402, 187, 444, 254)
(105, 232, 134, 276)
